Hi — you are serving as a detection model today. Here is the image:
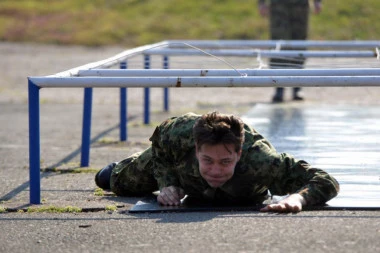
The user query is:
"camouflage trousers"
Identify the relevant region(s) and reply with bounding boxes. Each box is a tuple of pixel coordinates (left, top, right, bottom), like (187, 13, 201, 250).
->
(269, 1, 309, 68)
(110, 147, 158, 196)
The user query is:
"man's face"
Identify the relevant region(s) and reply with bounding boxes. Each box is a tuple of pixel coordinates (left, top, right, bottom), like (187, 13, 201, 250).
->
(196, 143, 242, 188)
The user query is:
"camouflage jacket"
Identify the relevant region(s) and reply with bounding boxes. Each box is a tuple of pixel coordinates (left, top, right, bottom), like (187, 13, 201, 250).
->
(150, 113, 339, 205)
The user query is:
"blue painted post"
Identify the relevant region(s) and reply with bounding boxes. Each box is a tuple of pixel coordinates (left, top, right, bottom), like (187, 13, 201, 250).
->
(163, 55, 169, 111)
(120, 61, 128, 141)
(80, 88, 93, 167)
(144, 54, 150, 124)
(28, 79, 41, 204)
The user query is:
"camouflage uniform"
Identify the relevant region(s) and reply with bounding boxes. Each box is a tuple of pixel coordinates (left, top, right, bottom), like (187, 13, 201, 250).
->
(259, 0, 322, 99)
(111, 112, 339, 205)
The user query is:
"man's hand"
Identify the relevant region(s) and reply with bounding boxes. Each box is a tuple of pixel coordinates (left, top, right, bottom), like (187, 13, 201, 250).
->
(260, 194, 307, 213)
(157, 186, 185, 206)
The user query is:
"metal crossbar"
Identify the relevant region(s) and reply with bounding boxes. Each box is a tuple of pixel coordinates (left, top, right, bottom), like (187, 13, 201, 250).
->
(78, 68, 380, 77)
(164, 40, 380, 49)
(28, 76, 380, 88)
(144, 49, 378, 58)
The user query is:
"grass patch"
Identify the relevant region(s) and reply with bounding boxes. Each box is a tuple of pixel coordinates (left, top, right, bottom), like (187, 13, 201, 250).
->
(96, 137, 118, 144)
(40, 166, 99, 174)
(27, 205, 82, 213)
(1, 0, 380, 46)
(94, 188, 105, 197)
(105, 205, 117, 212)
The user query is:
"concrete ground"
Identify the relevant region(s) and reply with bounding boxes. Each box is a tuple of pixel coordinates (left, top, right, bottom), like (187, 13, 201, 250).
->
(0, 42, 380, 253)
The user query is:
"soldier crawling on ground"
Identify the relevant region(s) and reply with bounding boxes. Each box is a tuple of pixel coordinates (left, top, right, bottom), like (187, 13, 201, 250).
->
(95, 111, 339, 213)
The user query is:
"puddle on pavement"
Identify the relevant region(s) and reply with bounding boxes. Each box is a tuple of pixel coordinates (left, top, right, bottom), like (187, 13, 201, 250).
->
(242, 104, 380, 207)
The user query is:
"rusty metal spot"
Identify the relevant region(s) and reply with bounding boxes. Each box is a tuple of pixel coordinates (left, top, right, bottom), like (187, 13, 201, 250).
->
(200, 70, 209, 76)
(176, 77, 182, 87)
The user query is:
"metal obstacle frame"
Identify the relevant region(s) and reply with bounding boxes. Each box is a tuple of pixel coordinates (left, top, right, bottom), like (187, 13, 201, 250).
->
(28, 40, 380, 204)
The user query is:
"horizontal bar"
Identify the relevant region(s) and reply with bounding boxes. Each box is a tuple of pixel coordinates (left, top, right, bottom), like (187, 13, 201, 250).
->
(46, 40, 380, 78)
(44, 40, 380, 78)
(164, 40, 380, 49)
(51, 41, 169, 77)
(28, 76, 380, 88)
(145, 48, 377, 58)
(78, 68, 380, 77)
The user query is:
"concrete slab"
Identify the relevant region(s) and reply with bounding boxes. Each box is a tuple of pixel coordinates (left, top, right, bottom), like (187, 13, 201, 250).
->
(129, 195, 264, 213)
(129, 196, 379, 214)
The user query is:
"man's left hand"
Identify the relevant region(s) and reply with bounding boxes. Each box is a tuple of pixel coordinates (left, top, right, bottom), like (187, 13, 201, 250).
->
(157, 186, 185, 206)
(260, 193, 306, 213)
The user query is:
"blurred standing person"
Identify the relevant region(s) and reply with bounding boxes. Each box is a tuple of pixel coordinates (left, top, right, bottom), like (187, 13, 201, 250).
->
(258, 0, 322, 103)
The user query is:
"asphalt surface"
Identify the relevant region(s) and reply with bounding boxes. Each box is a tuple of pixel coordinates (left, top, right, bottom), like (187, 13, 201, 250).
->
(1, 42, 380, 253)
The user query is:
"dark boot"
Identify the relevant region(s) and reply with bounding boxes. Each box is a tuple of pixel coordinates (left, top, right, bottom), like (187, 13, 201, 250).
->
(95, 162, 118, 190)
(272, 87, 284, 103)
(293, 87, 304, 101)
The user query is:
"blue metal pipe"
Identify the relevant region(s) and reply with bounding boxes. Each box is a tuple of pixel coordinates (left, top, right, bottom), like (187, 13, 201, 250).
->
(163, 55, 169, 111)
(144, 55, 150, 124)
(28, 79, 41, 204)
(80, 88, 93, 167)
(120, 61, 128, 141)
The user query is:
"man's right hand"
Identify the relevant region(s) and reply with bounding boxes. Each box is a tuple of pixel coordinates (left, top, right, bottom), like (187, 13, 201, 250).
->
(157, 186, 185, 206)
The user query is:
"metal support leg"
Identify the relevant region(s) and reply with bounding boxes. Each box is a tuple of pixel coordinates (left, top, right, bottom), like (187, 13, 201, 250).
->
(80, 88, 93, 167)
(120, 61, 128, 141)
(28, 79, 41, 204)
(144, 55, 150, 124)
(163, 55, 169, 112)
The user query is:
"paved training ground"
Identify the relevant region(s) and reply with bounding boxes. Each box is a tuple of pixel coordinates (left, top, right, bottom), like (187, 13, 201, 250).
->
(1, 103, 379, 253)
(1, 43, 380, 253)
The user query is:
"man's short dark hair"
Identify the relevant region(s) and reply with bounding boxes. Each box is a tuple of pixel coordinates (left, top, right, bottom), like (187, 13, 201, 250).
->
(193, 112, 245, 153)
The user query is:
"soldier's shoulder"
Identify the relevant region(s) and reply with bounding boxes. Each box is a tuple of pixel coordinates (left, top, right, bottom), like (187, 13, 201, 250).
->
(158, 112, 200, 135)
(182, 112, 200, 119)
(173, 112, 200, 125)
